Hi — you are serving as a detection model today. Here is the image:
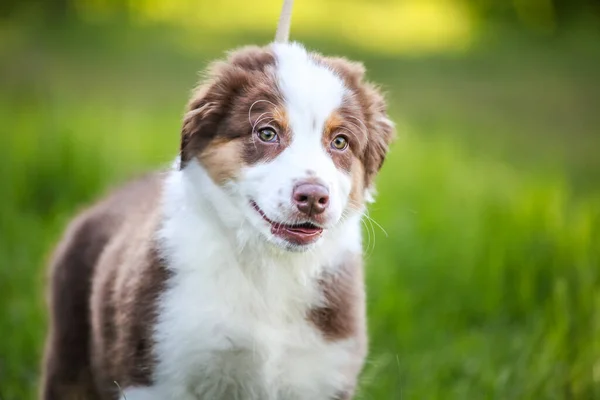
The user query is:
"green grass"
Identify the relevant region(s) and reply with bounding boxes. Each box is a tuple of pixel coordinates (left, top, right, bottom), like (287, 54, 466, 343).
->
(0, 21, 599, 399)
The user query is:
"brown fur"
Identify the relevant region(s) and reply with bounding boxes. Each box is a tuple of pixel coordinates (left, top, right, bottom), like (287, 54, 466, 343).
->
(348, 159, 366, 209)
(199, 139, 245, 184)
(41, 174, 168, 399)
(334, 391, 353, 400)
(42, 199, 116, 400)
(309, 253, 366, 342)
(308, 253, 367, 399)
(322, 111, 354, 173)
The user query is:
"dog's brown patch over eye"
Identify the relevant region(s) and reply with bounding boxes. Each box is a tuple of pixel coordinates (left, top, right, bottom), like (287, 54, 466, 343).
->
(323, 112, 354, 173)
(272, 106, 290, 135)
(324, 111, 344, 137)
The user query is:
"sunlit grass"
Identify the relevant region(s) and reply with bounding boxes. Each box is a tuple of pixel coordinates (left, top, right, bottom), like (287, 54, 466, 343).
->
(360, 133, 599, 398)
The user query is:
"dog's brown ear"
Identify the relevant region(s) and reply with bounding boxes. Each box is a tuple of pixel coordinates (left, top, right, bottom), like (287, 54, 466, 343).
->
(361, 83, 395, 188)
(180, 87, 217, 167)
(318, 56, 367, 88)
(180, 47, 276, 168)
(180, 60, 238, 167)
(179, 64, 245, 167)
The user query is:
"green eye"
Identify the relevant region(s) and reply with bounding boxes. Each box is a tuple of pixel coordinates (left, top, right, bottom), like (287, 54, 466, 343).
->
(257, 127, 278, 142)
(331, 135, 349, 151)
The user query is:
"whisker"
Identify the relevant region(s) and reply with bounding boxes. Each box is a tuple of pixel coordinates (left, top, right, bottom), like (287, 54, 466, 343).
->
(360, 217, 375, 257)
(251, 113, 274, 131)
(345, 120, 369, 144)
(366, 213, 377, 255)
(347, 115, 368, 135)
(248, 99, 278, 125)
(362, 210, 388, 237)
(342, 204, 375, 255)
(342, 199, 388, 254)
(337, 127, 361, 144)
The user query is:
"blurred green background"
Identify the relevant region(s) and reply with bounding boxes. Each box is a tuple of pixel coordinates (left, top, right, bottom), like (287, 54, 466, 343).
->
(1, 0, 600, 399)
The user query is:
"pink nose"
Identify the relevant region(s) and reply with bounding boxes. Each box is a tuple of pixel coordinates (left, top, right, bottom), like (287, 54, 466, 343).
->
(293, 183, 330, 216)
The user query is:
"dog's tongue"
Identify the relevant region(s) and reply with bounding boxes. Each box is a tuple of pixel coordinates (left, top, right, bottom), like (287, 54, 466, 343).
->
(271, 223, 324, 246)
(287, 225, 322, 235)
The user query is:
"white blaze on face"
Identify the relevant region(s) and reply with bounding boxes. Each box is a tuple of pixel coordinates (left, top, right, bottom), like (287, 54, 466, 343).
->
(241, 43, 353, 229)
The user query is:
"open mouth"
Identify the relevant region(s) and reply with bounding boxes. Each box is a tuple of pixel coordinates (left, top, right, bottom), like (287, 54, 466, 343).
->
(250, 201, 324, 246)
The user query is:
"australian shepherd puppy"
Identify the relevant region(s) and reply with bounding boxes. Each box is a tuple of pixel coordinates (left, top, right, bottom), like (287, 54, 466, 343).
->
(41, 3, 394, 399)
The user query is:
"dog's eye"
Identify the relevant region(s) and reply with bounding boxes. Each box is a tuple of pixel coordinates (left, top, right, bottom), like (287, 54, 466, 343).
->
(257, 127, 278, 143)
(331, 135, 349, 151)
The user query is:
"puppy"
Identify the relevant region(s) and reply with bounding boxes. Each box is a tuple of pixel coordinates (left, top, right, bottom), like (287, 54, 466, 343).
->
(41, 1, 394, 399)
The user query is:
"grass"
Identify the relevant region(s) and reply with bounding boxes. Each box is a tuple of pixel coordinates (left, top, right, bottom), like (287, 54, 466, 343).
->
(0, 20, 599, 399)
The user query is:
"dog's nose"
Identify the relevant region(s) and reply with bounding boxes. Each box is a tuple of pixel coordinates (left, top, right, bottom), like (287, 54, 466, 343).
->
(293, 183, 329, 216)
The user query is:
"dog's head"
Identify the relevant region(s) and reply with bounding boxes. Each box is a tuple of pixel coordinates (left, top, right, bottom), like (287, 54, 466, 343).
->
(180, 43, 394, 251)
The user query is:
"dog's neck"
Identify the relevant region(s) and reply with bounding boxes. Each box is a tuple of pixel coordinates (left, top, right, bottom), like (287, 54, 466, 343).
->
(158, 160, 363, 281)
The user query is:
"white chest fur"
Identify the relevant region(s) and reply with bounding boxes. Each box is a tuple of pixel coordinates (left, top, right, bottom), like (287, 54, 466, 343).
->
(120, 167, 363, 400)
(150, 255, 356, 400)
